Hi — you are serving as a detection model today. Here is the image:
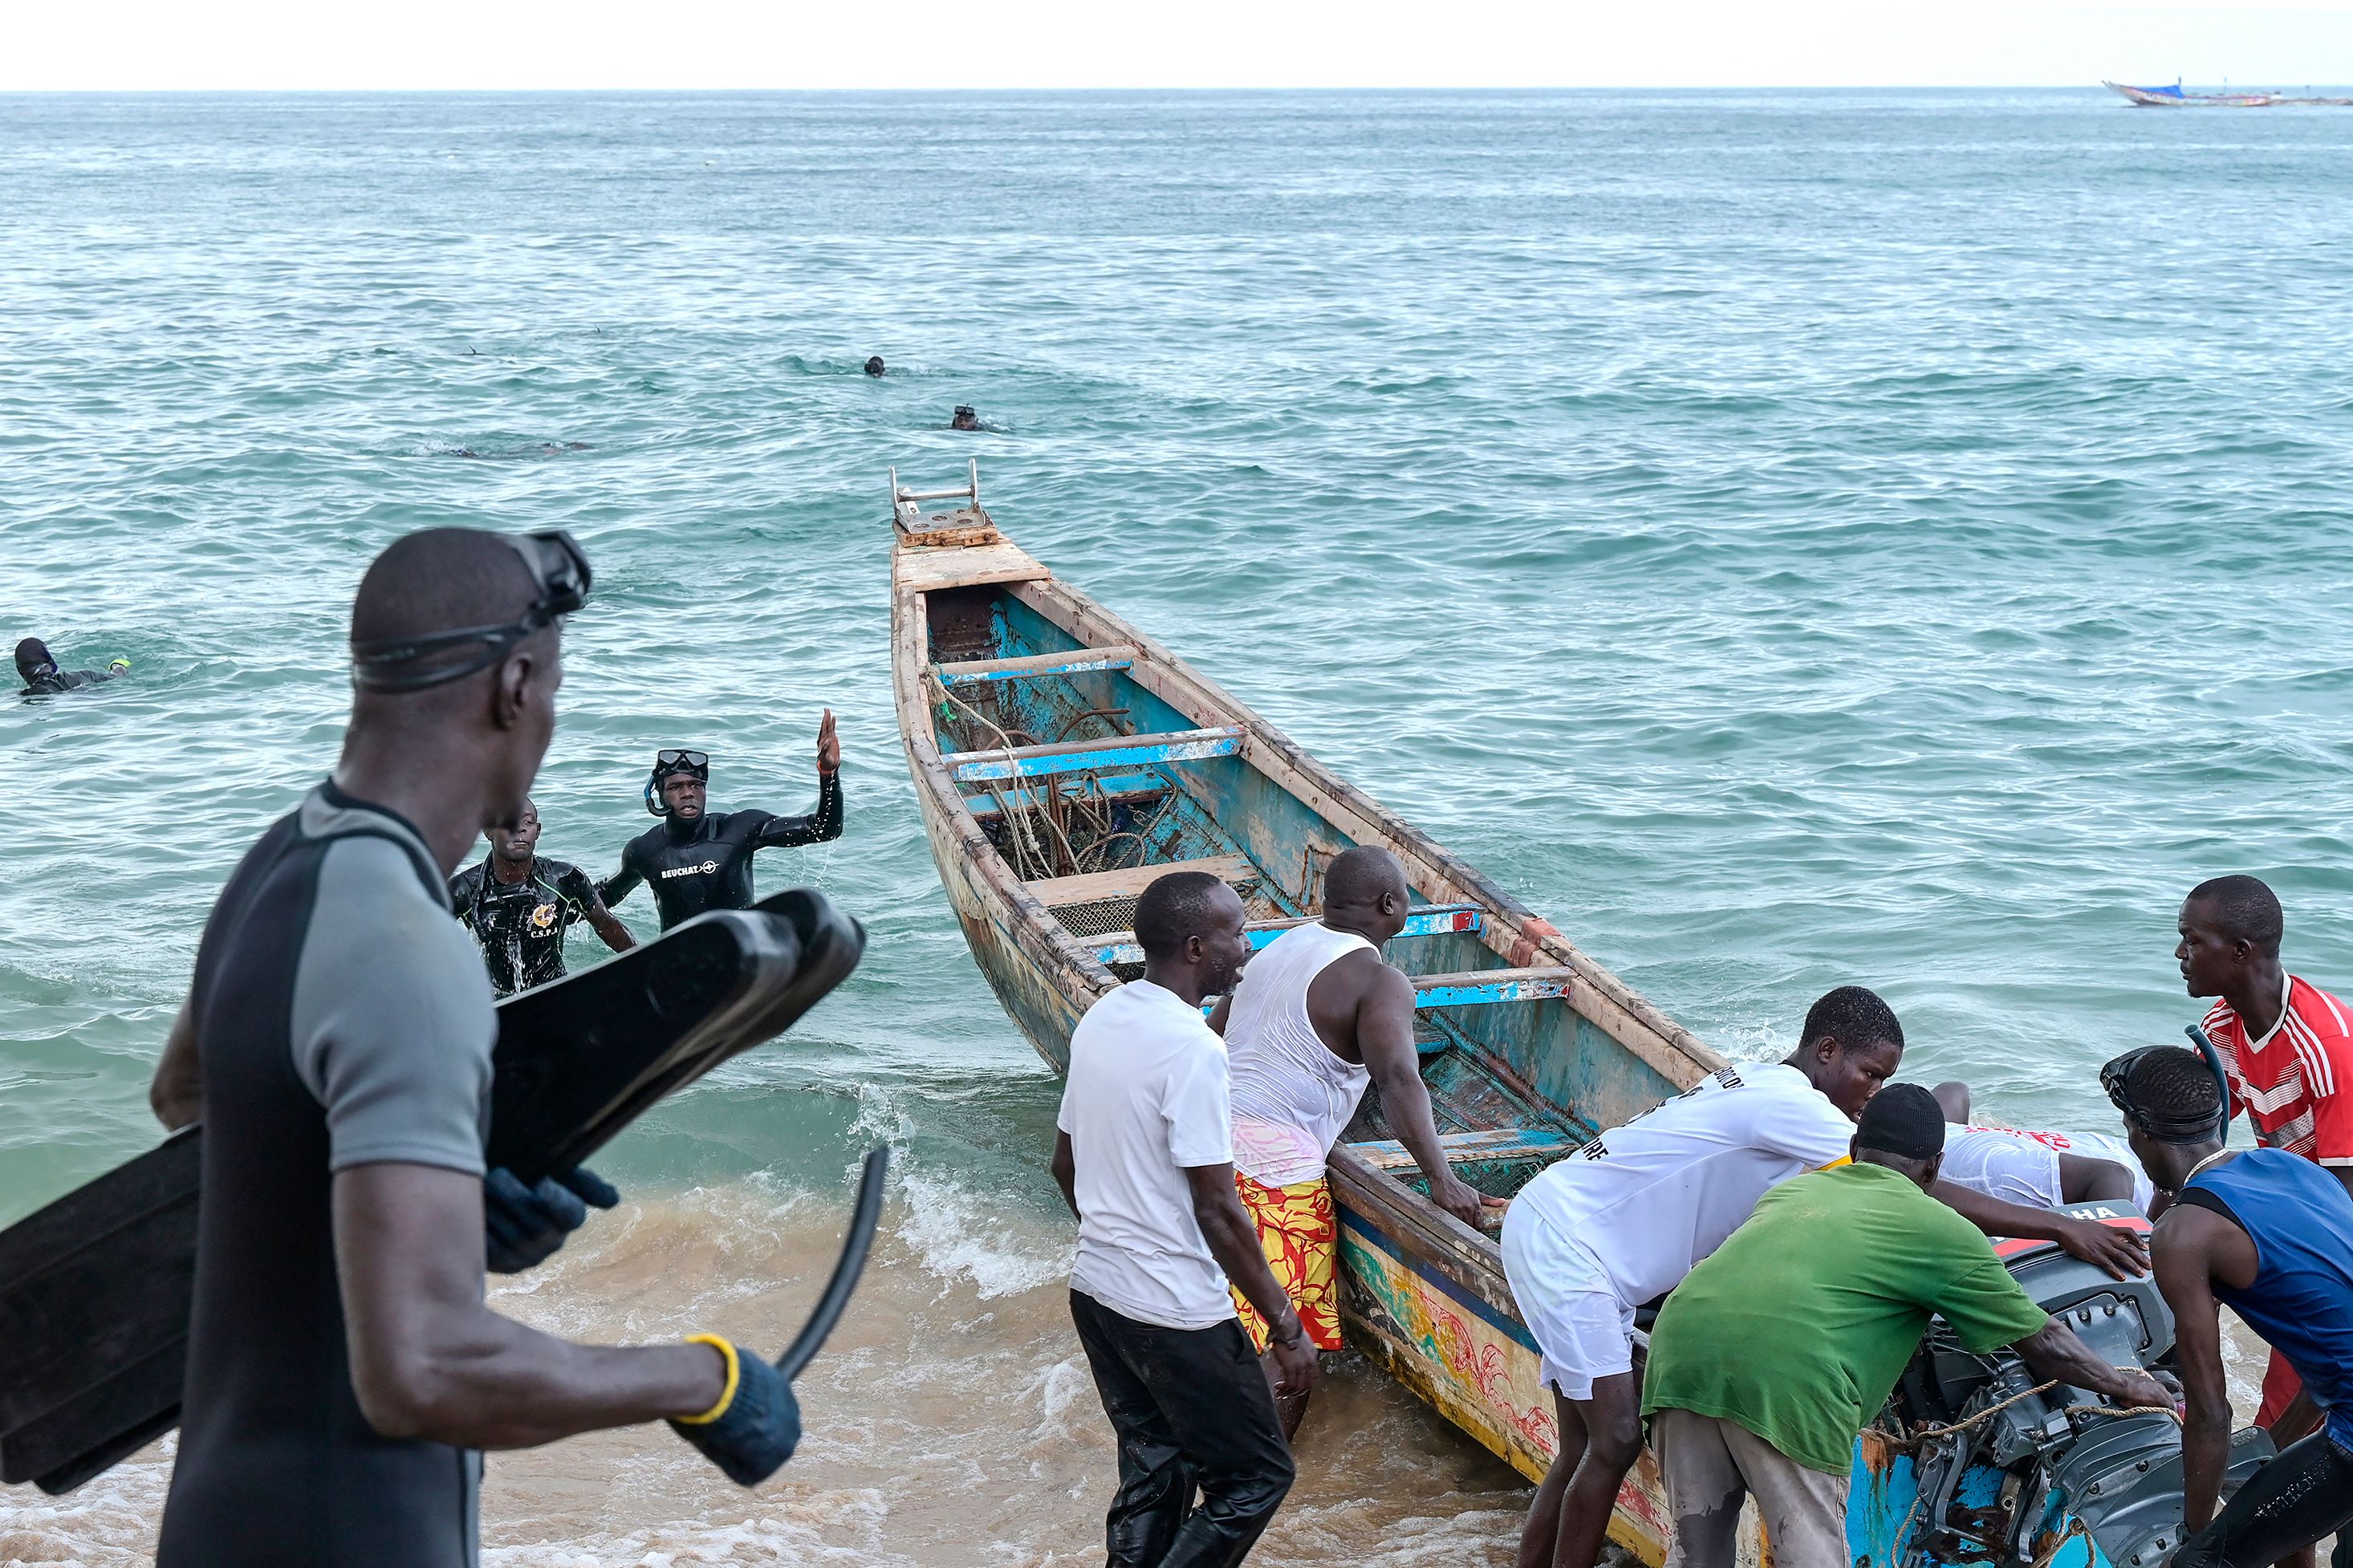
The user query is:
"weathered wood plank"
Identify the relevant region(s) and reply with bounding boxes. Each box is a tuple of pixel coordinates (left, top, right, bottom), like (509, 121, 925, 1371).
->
(892, 538, 1051, 593)
(935, 644, 1137, 688)
(1411, 967, 1576, 1008)
(1026, 854, 1254, 907)
(1347, 1127, 1579, 1172)
(1087, 903, 1484, 966)
(947, 725, 1243, 783)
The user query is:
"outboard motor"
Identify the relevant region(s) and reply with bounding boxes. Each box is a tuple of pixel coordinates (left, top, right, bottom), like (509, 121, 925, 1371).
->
(1864, 1200, 2275, 1567)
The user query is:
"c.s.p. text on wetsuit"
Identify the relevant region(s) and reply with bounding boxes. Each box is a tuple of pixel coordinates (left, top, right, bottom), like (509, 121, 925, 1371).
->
(448, 855, 601, 996)
(599, 774, 842, 931)
(157, 782, 493, 1568)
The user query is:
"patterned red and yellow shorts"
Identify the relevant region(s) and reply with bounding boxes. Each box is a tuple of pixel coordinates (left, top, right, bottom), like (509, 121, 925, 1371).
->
(1230, 1170, 1344, 1352)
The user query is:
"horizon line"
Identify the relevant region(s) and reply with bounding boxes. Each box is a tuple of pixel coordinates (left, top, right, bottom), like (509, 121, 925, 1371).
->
(7, 81, 2348, 95)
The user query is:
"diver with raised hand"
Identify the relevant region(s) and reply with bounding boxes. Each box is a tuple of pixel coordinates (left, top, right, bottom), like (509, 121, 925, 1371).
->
(144, 529, 803, 1568)
(16, 636, 128, 695)
(599, 713, 843, 932)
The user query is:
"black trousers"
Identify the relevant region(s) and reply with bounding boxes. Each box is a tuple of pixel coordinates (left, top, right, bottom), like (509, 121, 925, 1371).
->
(1068, 1290, 1297, 1568)
(2173, 1432, 2353, 1568)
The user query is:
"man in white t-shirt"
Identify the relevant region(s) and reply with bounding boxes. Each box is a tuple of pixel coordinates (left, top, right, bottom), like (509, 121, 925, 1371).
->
(1051, 870, 1319, 1568)
(1931, 1080, 2157, 1213)
(1503, 986, 2151, 1568)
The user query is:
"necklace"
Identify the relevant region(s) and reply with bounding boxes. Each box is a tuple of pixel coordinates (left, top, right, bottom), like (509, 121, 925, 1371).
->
(2182, 1148, 2235, 1188)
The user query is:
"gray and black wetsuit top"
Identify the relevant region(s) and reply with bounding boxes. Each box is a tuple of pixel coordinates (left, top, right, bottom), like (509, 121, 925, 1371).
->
(21, 665, 122, 695)
(157, 782, 494, 1568)
(448, 855, 599, 996)
(599, 773, 842, 931)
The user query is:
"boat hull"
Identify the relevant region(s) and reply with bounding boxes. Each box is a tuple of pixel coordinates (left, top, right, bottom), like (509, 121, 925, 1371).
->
(888, 492, 1729, 1565)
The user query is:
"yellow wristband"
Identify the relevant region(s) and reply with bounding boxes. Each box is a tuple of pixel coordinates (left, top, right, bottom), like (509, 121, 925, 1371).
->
(676, 1334, 740, 1425)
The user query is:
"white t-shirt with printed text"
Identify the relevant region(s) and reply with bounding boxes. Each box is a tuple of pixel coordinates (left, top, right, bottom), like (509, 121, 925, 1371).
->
(1509, 1061, 1858, 1308)
(1057, 979, 1238, 1330)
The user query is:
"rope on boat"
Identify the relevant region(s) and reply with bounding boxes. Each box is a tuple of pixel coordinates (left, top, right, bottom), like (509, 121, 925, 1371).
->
(928, 670, 1189, 886)
(1900, 1380, 2060, 1446)
(2029, 1520, 2091, 1568)
(1900, 1382, 2180, 1451)
(2063, 1402, 2180, 1424)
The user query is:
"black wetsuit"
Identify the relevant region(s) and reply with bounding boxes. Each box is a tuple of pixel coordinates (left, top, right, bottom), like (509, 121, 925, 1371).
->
(448, 855, 601, 997)
(600, 774, 842, 931)
(21, 666, 123, 695)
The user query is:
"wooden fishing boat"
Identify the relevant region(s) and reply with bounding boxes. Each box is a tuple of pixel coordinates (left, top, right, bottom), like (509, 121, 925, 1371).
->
(886, 465, 1729, 1564)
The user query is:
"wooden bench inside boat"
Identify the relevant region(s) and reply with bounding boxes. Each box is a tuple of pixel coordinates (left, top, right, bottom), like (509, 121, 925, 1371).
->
(1408, 966, 1576, 1008)
(1027, 855, 1260, 939)
(1085, 903, 1485, 966)
(965, 776, 1168, 820)
(1347, 1126, 1580, 1173)
(948, 725, 1243, 784)
(933, 644, 1138, 689)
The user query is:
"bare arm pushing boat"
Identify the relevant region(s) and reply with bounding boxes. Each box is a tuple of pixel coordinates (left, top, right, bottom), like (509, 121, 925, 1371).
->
(1209, 847, 1505, 1437)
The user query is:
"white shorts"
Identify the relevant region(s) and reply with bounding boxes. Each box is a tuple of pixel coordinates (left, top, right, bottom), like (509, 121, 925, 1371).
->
(1502, 1202, 1636, 1401)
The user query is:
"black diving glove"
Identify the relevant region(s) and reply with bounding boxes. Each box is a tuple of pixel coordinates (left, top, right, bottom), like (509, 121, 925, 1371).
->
(670, 1334, 803, 1486)
(483, 1165, 620, 1274)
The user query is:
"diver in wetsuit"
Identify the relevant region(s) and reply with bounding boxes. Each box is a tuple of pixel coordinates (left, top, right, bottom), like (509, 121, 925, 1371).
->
(449, 798, 636, 995)
(599, 710, 843, 932)
(17, 637, 128, 695)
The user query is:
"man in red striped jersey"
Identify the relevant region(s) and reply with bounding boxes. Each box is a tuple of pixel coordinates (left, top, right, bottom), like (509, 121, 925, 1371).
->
(2177, 872, 2353, 1442)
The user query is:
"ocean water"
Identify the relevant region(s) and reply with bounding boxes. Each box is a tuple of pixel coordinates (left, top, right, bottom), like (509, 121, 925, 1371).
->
(3, 87, 2351, 1562)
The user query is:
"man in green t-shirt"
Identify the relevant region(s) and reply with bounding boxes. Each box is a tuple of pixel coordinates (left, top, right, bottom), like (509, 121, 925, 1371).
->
(1640, 1084, 2169, 1568)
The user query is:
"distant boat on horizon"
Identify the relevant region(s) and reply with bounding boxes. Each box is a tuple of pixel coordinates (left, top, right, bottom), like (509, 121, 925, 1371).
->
(2103, 78, 2353, 107)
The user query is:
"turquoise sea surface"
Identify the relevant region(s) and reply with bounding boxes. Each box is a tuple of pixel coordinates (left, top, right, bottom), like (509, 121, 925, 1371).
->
(3, 88, 2351, 1563)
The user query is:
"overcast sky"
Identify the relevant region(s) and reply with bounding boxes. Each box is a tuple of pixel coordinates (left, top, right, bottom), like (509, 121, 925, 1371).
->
(7, 0, 2350, 91)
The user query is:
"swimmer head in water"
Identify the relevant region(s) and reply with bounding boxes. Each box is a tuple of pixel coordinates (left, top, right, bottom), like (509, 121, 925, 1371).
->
(865, 356, 886, 376)
(950, 405, 981, 431)
(646, 749, 710, 820)
(14, 638, 57, 686)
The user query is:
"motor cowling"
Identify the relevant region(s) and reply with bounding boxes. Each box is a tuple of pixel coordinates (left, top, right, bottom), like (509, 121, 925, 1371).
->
(1884, 1201, 2274, 1567)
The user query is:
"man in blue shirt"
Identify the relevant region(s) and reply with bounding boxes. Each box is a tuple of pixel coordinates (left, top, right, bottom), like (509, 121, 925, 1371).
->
(2107, 1045, 2353, 1567)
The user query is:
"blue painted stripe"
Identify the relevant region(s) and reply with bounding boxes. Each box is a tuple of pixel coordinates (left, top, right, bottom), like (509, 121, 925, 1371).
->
(949, 727, 1242, 783)
(1348, 1128, 1579, 1168)
(1412, 972, 1574, 1008)
(937, 650, 1135, 687)
(1337, 1208, 1538, 1351)
(1093, 904, 1482, 967)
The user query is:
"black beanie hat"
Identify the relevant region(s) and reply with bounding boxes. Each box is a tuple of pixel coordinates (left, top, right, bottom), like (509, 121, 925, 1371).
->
(1856, 1083, 1946, 1161)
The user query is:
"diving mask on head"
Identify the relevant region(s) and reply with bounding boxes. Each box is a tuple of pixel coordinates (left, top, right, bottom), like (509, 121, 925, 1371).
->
(352, 530, 593, 693)
(645, 749, 711, 816)
(2100, 1043, 2229, 1144)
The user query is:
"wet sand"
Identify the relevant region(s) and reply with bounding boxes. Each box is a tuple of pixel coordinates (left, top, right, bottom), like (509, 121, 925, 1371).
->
(0, 1188, 1528, 1566)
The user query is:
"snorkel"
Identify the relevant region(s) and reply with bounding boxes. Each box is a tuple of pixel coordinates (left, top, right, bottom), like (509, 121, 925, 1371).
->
(2182, 1024, 2237, 1129)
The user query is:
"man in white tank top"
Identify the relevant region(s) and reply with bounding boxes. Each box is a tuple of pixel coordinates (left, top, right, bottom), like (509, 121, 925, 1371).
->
(1209, 846, 1502, 1436)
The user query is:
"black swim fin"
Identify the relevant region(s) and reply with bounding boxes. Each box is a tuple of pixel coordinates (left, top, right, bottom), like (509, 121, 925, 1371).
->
(0, 888, 868, 1495)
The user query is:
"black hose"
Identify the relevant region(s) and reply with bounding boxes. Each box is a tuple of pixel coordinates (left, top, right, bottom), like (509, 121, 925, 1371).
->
(774, 1146, 890, 1379)
(2184, 1026, 2236, 1127)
